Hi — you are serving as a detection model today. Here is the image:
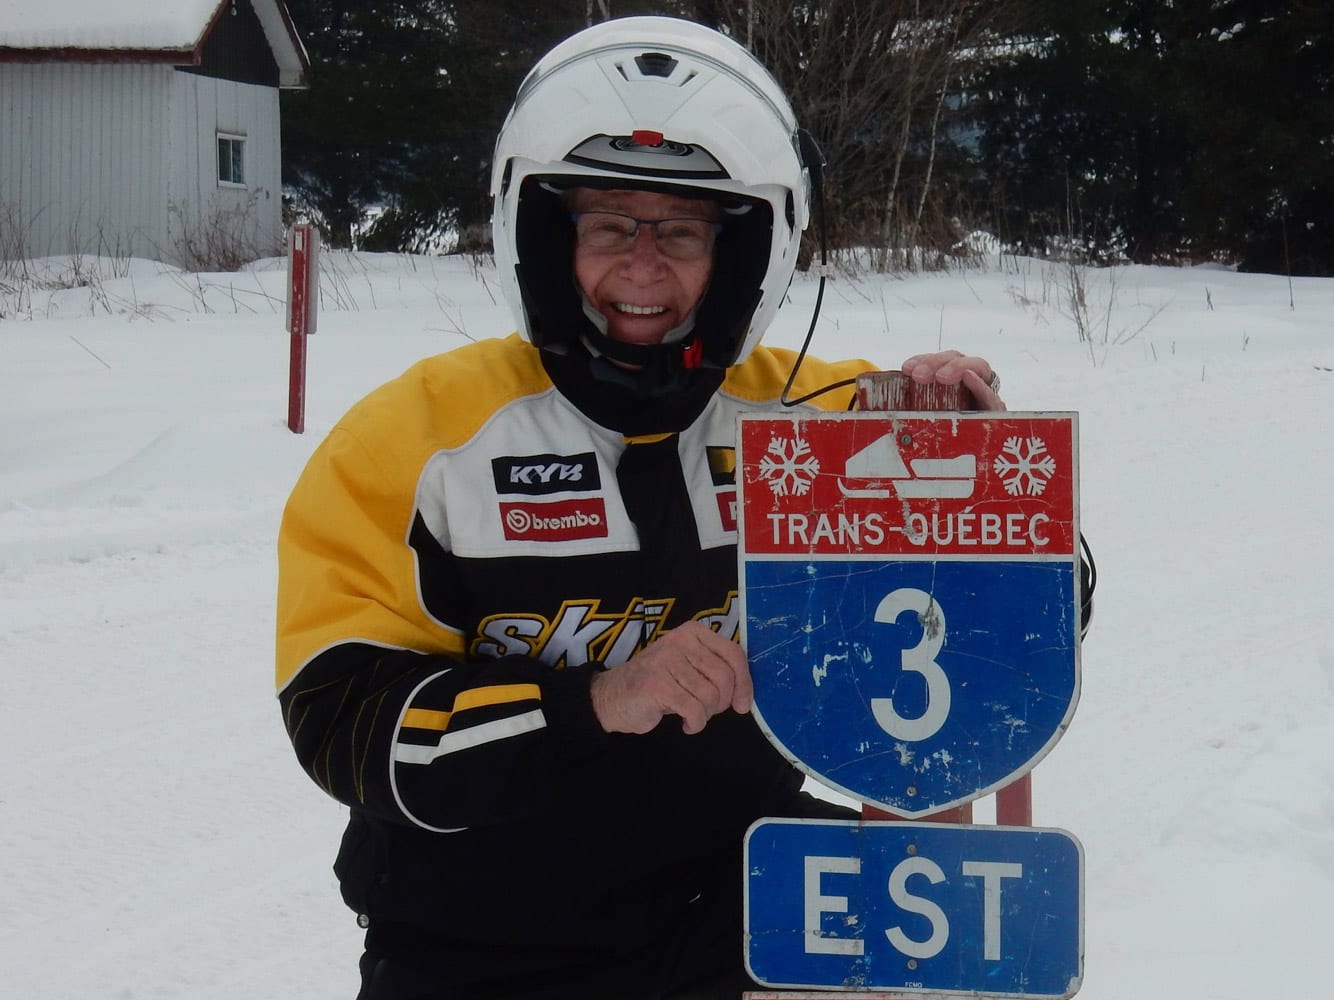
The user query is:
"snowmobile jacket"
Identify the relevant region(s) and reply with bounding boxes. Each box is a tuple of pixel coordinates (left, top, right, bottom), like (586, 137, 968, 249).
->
(275, 333, 869, 983)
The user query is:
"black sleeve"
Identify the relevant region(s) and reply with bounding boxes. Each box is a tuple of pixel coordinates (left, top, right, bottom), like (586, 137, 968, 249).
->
(279, 640, 619, 831)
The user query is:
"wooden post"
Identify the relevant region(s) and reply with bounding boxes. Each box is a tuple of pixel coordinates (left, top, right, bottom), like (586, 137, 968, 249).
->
(286, 223, 319, 434)
(854, 371, 969, 413)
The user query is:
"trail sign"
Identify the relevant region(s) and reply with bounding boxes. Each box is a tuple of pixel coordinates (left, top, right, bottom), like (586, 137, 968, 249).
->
(737, 412, 1081, 816)
(744, 818, 1084, 997)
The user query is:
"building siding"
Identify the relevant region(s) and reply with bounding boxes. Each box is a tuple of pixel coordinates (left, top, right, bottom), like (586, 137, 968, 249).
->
(0, 61, 283, 265)
(167, 71, 283, 264)
(0, 63, 171, 259)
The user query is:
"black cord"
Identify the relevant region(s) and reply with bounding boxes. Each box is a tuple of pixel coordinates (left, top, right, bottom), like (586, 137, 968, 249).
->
(1078, 532, 1097, 637)
(779, 128, 856, 410)
(777, 271, 859, 408)
(1080, 533, 1097, 598)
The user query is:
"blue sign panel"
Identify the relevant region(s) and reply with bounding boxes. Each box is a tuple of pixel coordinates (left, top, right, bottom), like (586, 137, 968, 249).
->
(744, 559, 1078, 815)
(745, 819, 1084, 997)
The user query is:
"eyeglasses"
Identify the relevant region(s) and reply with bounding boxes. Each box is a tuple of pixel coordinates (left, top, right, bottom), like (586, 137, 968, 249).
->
(570, 211, 722, 261)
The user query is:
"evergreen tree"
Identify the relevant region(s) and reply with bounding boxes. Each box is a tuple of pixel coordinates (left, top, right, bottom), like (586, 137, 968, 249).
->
(280, 1, 454, 247)
(282, 1, 694, 250)
(281, 1, 1334, 271)
(971, 0, 1334, 272)
(1178, 1, 1334, 273)
(282, 1, 589, 249)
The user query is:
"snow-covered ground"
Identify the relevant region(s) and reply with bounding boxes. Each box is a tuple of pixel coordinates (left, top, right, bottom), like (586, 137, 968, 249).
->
(2, 249, 1331, 998)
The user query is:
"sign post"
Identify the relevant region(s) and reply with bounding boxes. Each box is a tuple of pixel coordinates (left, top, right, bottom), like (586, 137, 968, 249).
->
(737, 372, 1084, 997)
(286, 223, 319, 434)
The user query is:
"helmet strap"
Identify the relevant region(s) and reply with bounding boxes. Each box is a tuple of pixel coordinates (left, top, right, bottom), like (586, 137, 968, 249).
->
(577, 324, 714, 386)
(540, 341, 725, 435)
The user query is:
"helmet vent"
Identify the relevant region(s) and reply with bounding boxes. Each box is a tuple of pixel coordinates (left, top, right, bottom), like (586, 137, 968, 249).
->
(611, 135, 689, 156)
(635, 52, 678, 77)
(565, 134, 729, 178)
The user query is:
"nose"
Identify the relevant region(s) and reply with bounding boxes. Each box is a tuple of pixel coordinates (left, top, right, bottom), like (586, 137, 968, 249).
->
(621, 223, 668, 277)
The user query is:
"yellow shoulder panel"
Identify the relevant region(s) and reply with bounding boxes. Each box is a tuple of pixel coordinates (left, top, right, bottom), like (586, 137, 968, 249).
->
(722, 344, 873, 412)
(275, 335, 553, 691)
(343, 333, 555, 453)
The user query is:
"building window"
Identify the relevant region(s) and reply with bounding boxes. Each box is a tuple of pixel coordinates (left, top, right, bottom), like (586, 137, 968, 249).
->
(218, 133, 246, 186)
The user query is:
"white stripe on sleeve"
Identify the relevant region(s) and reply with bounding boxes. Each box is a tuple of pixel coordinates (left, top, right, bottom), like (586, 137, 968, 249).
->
(393, 709, 547, 765)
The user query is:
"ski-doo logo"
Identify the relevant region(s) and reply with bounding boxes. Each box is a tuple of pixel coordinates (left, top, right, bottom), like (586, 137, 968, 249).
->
(500, 498, 609, 541)
(492, 452, 601, 496)
(472, 592, 742, 667)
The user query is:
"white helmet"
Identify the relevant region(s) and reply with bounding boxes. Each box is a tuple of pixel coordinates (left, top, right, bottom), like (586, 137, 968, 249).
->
(490, 16, 813, 373)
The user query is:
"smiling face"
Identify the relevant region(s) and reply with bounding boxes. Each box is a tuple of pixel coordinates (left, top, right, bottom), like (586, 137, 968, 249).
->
(569, 187, 718, 348)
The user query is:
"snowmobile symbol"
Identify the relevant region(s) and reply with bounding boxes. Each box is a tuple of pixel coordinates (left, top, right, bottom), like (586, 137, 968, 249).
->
(839, 431, 977, 499)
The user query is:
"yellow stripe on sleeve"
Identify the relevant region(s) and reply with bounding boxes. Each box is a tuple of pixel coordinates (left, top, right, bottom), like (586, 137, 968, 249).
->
(402, 683, 542, 732)
(402, 708, 452, 731)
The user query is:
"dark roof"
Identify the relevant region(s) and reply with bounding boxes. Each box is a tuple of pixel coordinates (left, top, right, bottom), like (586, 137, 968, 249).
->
(0, 0, 308, 87)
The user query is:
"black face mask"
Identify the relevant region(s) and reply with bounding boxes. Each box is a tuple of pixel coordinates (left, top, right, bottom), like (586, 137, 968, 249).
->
(539, 344, 726, 437)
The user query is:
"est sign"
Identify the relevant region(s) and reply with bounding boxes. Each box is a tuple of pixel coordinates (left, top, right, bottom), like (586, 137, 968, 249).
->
(744, 819, 1084, 997)
(737, 412, 1081, 816)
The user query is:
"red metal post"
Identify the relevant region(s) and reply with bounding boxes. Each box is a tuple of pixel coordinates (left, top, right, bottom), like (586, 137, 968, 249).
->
(995, 771, 1033, 827)
(855, 371, 969, 413)
(287, 329, 307, 434)
(287, 223, 318, 434)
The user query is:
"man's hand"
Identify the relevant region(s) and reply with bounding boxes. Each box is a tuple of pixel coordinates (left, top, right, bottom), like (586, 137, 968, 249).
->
(589, 621, 753, 735)
(901, 350, 1006, 412)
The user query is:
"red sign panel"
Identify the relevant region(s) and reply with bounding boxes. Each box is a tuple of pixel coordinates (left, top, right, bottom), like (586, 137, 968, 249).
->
(739, 413, 1076, 557)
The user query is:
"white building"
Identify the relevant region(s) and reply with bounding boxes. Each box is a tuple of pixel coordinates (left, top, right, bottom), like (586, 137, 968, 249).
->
(0, 0, 309, 267)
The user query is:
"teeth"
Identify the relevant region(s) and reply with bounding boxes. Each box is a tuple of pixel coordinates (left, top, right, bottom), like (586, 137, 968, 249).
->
(614, 303, 667, 315)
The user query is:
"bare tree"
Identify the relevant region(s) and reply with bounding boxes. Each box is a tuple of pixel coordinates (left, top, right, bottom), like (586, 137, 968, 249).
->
(704, 0, 1022, 267)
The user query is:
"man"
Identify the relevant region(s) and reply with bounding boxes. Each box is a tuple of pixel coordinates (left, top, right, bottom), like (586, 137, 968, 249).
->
(276, 17, 1003, 999)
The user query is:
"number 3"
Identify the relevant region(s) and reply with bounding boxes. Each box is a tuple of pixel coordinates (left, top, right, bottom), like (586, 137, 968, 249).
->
(870, 588, 950, 741)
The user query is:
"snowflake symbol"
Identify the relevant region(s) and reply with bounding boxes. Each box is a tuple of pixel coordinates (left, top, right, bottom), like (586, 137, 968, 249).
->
(993, 436, 1058, 495)
(758, 435, 820, 496)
